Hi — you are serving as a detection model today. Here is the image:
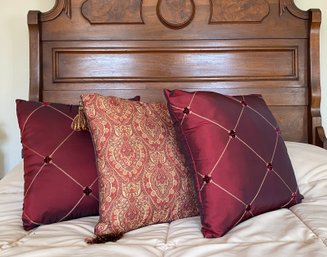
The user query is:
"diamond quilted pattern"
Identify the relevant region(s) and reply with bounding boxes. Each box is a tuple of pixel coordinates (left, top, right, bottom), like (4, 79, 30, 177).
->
(16, 100, 99, 230)
(164, 89, 303, 238)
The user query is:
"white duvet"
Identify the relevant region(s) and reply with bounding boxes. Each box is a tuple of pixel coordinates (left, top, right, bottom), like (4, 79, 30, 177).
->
(0, 142, 326, 257)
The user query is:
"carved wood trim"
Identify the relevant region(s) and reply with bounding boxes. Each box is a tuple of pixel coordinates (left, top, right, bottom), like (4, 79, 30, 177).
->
(209, 0, 270, 23)
(279, 0, 309, 19)
(316, 127, 327, 149)
(40, 0, 71, 22)
(81, 0, 144, 24)
(157, 0, 195, 29)
(308, 9, 322, 144)
(27, 11, 41, 101)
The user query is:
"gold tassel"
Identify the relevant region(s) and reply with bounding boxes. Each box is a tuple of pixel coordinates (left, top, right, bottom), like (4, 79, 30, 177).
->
(71, 104, 88, 131)
(85, 233, 124, 244)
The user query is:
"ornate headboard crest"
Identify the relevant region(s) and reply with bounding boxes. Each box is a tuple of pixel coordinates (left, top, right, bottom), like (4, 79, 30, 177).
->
(40, 0, 310, 24)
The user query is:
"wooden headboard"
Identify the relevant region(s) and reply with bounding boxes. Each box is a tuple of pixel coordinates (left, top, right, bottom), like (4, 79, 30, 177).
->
(28, 0, 326, 147)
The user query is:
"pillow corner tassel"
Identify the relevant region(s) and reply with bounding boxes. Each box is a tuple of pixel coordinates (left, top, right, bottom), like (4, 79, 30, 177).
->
(71, 105, 88, 131)
(85, 233, 124, 244)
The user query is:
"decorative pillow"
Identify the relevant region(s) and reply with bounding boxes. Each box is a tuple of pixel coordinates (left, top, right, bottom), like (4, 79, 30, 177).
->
(16, 100, 99, 230)
(81, 94, 198, 242)
(164, 89, 303, 238)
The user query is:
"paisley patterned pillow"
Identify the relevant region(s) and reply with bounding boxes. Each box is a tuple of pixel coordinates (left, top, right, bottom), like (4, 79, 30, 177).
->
(81, 94, 198, 242)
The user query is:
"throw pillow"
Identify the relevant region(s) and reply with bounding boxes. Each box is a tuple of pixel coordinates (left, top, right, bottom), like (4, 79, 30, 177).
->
(164, 89, 303, 238)
(16, 100, 99, 230)
(81, 94, 198, 242)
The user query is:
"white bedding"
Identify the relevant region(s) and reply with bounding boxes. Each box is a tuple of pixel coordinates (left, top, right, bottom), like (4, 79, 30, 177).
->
(0, 142, 326, 257)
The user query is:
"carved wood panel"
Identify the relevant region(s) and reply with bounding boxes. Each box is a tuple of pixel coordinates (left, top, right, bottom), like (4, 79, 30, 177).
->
(210, 0, 270, 23)
(156, 0, 195, 29)
(49, 46, 298, 83)
(81, 0, 143, 24)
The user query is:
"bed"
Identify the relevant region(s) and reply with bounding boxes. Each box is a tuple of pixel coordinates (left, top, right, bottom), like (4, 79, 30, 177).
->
(1, 0, 327, 256)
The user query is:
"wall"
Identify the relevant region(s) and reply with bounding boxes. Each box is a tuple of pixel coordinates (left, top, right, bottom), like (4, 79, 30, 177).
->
(0, 0, 326, 178)
(0, 0, 55, 178)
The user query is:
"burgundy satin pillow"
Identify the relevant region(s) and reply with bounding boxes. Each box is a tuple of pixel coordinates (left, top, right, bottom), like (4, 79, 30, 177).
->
(164, 89, 303, 238)
(16, 100, 99, 230)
